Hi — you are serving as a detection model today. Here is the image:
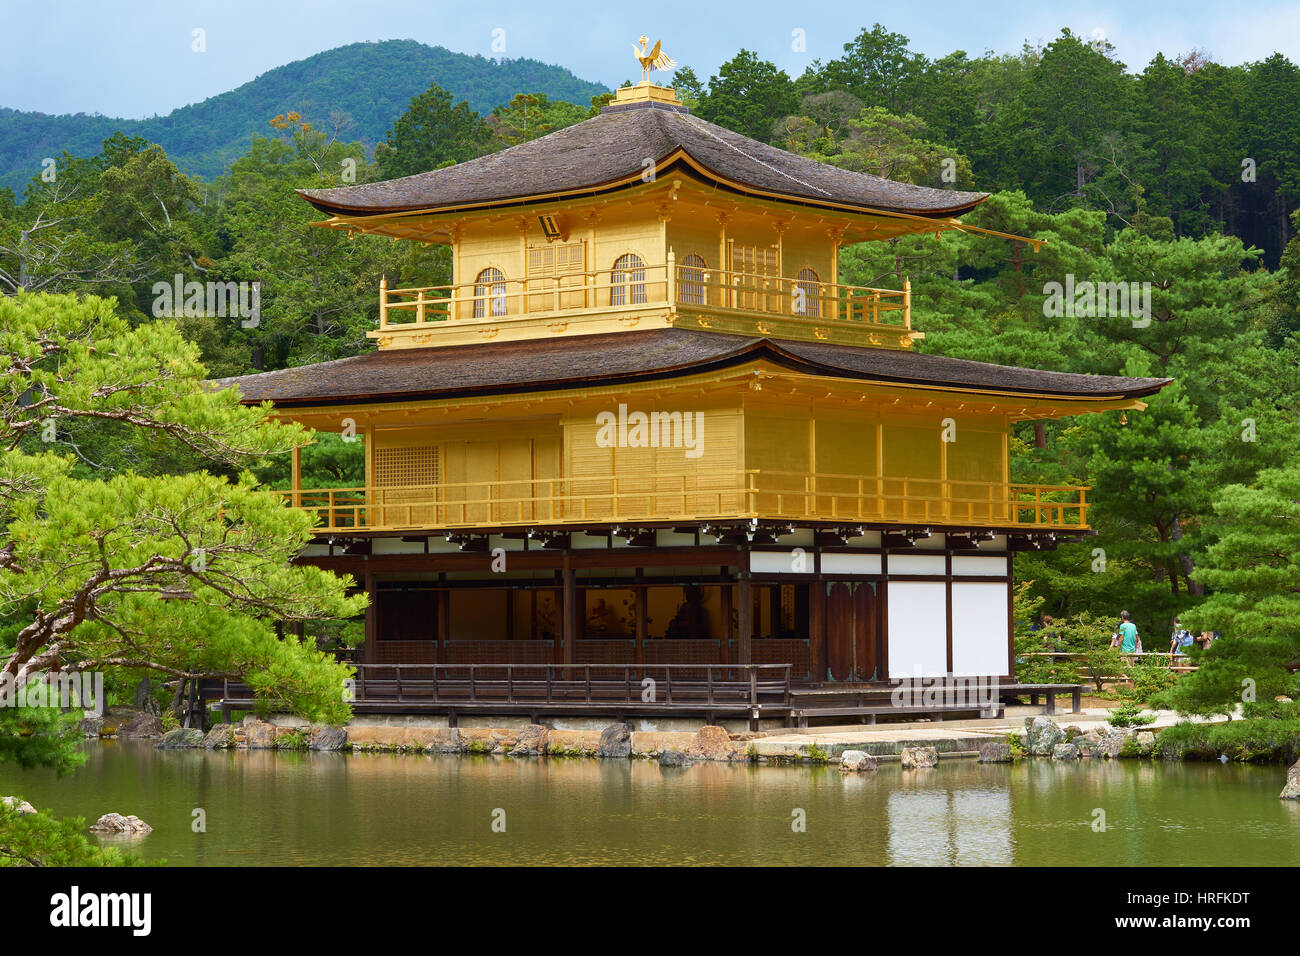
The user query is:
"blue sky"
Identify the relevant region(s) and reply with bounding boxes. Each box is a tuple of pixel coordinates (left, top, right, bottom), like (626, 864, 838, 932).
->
(2, 0, 1297, 118)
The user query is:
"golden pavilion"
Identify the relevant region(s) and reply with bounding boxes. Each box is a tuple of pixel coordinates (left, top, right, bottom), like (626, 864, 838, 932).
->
(222, 76, 1168, 724)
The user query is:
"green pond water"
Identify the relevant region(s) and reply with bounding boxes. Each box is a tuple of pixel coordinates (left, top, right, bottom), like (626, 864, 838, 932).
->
(4, 740, 1298, 866)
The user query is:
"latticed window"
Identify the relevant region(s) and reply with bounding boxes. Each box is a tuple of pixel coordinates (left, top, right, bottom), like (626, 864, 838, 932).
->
(473, 267, 507, 318)
(610, 253, 646, 306)
(677, 253, 706, 305)
(794, 267, 821, 317)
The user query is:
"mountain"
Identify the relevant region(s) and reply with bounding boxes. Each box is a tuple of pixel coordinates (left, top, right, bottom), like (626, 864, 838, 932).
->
(0, 39, 609, 195)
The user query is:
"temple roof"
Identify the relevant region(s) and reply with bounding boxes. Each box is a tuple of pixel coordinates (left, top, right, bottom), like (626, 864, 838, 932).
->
(220, 328, 1169, 407)
(298, 100, 988, 219)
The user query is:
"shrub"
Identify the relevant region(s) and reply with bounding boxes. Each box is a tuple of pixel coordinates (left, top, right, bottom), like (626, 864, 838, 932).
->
(1107, 702, 1157, 728)
(1156, 718, 1300, 763)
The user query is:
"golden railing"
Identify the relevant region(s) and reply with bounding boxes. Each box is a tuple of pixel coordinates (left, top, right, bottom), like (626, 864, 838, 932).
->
(275, 471, 1087, 532)
(378, 257, 911, 331)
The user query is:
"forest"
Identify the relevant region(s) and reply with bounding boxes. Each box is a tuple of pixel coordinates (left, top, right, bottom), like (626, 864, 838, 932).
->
(3, 23, 1299, 727)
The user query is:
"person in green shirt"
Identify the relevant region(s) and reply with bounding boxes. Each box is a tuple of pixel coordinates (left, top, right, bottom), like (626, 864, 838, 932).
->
(1112, 610, 1139, 655)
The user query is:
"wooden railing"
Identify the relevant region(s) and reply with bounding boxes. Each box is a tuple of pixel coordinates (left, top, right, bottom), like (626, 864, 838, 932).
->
(350, 663, 792, 709)
(379, 257, 910, 331)
(275, 470, 1088, 532)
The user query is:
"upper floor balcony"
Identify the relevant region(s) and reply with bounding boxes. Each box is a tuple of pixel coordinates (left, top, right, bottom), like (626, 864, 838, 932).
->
(372, 253, 920, 350)
(276, 470, 1089, 535)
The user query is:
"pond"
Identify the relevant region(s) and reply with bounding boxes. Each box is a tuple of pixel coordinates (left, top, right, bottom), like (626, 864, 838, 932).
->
(5, 741, 1298, 866)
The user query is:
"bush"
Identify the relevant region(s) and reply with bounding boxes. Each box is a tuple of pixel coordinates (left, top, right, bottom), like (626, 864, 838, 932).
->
(1107, 702, 1157, 728)
(1156, 718, 1300, 763)
(0, 802, 147, 867)
(1128, 656, 1179, 703)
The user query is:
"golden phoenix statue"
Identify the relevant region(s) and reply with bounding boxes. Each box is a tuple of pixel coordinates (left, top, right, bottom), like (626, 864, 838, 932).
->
(632, 36, 677, 82)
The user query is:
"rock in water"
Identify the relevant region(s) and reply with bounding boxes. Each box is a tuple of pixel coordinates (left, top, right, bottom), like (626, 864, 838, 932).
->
(659, 750, 687, 767)
(425, 728, 465, 754)
(202, 724, 235, 749)
(840, 750, 878, 772)
(309, 725, 348, 751)
(1052, 743, 1080, 760)
(1281, 760, 1300, 800)
(900, 746, 939, 769)
(89, 813, 152, 834)
(509, 724, 550, 756)
(115, 712, 165, 738)
(978, 741, 1013, 763)
(1096, 732, 1126, 759)
(1024, 716, 1065, 756)
(687, 725, 733, 759)
(2, 796, 36, 815)
(156, 728, 204, 749)
(596, 722, 632, 758)
(240, 716, 277, 749)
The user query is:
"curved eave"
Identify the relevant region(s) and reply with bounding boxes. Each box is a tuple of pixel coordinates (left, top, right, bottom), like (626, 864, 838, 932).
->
(225, 337, 1170, 411)
(297, 148, 988, 224)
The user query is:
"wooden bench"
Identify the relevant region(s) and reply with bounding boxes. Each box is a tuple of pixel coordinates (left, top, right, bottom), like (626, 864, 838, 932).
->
(998, 683, 1084, 715)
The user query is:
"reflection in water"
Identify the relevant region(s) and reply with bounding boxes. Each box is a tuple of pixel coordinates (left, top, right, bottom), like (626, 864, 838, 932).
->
(3, 741, 1297, 866)
(887, 787, 1012, 866)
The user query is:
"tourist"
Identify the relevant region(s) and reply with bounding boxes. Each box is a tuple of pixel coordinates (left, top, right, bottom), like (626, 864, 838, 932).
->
(1169, 617, 1194, 662)
(1040, 614, 1060, 651)
(1112, 610, 1139, 661)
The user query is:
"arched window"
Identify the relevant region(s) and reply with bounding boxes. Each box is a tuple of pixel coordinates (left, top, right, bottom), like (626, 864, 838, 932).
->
(473, 267, 507, 318)
(794, 267, 821, 317)
(677, 253, 707, 305)
(610, 253, 646, 307)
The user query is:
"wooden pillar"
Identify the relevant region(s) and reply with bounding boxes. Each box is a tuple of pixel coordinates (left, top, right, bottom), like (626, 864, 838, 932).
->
(562, 558, 576, 665)
(809, 581, 826, 683)
(290, 444, 302, 508)
(363, 570, 377, 663)
(737, 577, 752, 666)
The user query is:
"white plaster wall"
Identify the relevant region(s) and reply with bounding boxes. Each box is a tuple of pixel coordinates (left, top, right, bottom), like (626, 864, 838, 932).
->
(950, 581, 1010, 676)
(886, 580, 948, 678)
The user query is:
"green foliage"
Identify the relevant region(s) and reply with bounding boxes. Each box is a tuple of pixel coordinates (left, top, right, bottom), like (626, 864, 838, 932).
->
(376, 83, 494, 179)
(1, 293, 366, 768)
(1106, 702, 1157, 728)
(0, 801, 147, 867)
(0, 709, 86, 774)
(274, 730, 307, 750)
(1164, 465, 1300, 716)
(489, 93, 587, 147)
(696, 50, 799, 142)
(1126, 655, 1180, 703)
(1156, 718, 1300, 762)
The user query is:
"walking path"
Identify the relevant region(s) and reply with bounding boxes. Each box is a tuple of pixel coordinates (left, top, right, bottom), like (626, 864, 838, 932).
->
(751, 706, 1232, 761)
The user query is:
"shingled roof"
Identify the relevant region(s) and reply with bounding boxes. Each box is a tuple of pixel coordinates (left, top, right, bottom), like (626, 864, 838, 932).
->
(299, 100, 987, 219)
(219, 329, 1169, 407)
